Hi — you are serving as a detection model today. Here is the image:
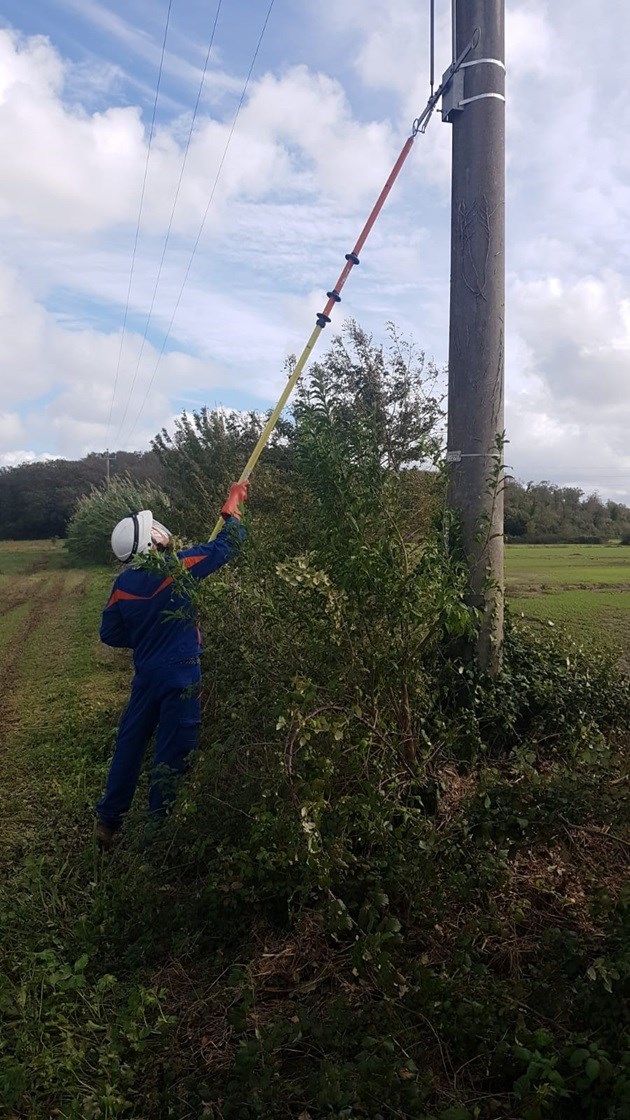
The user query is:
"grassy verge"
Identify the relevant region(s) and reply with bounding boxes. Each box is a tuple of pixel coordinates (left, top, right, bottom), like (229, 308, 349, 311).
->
(0, 544, 170, 1119)
(0, 543, 129, 861)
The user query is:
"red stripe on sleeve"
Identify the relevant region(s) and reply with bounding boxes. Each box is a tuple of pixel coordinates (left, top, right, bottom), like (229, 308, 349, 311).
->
(182, 554, 206, 570)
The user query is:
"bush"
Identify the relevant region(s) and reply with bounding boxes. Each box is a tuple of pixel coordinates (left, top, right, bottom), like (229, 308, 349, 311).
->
(64, 475, 171, 566)
(96, 324, 630, 1119)
(10, 323, 628, 1119)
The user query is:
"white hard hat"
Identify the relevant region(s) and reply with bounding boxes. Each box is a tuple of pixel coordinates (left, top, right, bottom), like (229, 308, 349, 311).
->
(111, 510, 171, 562)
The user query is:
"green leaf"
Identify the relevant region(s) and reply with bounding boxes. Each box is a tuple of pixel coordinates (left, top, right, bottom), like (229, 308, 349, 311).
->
(568, 1048, 590, 1068)
(585, 1058, 601, 1082)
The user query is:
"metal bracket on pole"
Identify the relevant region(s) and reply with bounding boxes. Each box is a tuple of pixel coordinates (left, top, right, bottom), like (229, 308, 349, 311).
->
(412, 29, 479, 134)
(442, 69, 465, 123)
(442, 50, 506, 123)
(459, 92, 505, 107)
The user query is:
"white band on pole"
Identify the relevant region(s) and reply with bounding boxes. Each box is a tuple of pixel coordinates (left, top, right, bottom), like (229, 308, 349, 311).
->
(459, 92, 505, 106)
(461, 57, 506, 71)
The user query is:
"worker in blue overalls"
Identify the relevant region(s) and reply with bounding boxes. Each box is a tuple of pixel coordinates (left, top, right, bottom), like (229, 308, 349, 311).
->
(95, 480, 249, 848)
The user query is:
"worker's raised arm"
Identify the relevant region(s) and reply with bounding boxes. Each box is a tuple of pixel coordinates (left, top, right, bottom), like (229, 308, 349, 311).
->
(177, 480, 249, 581)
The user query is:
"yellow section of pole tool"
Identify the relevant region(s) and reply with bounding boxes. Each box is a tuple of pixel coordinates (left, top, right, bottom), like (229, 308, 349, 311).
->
(209, 322, 323, 540)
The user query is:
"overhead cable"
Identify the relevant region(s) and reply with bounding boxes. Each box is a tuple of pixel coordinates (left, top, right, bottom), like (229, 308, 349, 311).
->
(114, 0, 224, 442)
(430, 0, 435, 96)
(121, 0, 276, 446)
(105, 0, 174, 448)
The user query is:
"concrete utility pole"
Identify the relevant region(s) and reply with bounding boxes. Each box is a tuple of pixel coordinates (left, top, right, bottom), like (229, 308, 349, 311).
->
(103, 449, 115, 485)
(444, 0, 506, 674)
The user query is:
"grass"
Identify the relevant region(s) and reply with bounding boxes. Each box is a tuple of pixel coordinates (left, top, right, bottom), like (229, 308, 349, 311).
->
(0, 600, 30, 651)
(506, 542, 630, 587)
(0, 538, 67, 578)
(0, 542, 170, 1119)
(506, 543, 630, 664)
(0, 541, 129, 860)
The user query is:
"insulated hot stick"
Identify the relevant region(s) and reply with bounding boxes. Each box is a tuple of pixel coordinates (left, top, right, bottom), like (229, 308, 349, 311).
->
(316, 135, 415, 327)
(207, 138, 415, 542)
(208, 32, 477, 541)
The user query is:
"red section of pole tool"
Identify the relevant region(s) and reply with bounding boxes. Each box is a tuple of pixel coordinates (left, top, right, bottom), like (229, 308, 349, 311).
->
(320, 135, 415, 322)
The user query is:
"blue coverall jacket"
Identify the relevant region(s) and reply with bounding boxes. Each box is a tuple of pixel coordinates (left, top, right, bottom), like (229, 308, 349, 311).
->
(96, 517, 242, 829)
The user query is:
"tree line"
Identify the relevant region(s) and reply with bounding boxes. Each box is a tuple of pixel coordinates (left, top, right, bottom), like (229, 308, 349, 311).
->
(504, 478, 630, 543)
(1, 370, 628, 547)
(0, 451, 167, 540)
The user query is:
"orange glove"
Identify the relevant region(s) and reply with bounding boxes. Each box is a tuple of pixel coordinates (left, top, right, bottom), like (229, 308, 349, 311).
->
(221, 479, 250, 520)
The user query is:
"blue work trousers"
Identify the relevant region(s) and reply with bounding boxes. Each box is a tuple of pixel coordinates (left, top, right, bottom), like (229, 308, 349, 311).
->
(97, 663, 201, 830)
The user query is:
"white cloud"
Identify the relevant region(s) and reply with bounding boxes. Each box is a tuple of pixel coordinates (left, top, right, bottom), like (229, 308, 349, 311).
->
(0, 264, 51, 404)
(0, 31, 397, 238)
(0, 410, 26, 448)
(506, 2, 553, 78)
(507, 273, 630, 492)
(0, 31, 145, 233)
(0, 3, 628, 506)
(239, 66, 396, 208)
(0, 261, 234, 458)
(0, 449, 55, 468)
(511, 274, 630, 414)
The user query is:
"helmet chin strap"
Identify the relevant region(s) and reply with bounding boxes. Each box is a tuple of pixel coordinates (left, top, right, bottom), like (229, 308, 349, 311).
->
(123, 512, 140, 563)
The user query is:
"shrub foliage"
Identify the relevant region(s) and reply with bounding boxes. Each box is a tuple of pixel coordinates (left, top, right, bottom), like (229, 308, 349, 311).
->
(64, 475, 171, 566)
(103, 324, 628, 1118)
(2, 323, 629, 1119)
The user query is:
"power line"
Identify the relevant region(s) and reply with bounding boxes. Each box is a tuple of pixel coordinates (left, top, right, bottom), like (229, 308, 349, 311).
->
(105, 0, 174, 449)
(114, 0, 224, 441)
(120, 0, 276, 446)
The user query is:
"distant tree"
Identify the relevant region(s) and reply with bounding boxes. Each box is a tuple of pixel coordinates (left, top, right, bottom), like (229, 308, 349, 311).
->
(0, 451, 166, 540)
(504, 478, 630, 543)
(152, 405, 297, 547)
(504, 512, 528, 539)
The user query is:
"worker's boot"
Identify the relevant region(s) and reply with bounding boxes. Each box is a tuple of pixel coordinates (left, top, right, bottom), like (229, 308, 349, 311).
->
(95, 820, 119, 851)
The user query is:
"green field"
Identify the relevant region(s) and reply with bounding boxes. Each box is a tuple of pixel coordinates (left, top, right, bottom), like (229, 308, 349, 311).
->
(506, 543, 630, 664)
(0, 540, 129, 859)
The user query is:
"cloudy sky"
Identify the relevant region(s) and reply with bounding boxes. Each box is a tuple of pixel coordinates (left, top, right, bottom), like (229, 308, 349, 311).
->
(0, 0, 629, 500)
